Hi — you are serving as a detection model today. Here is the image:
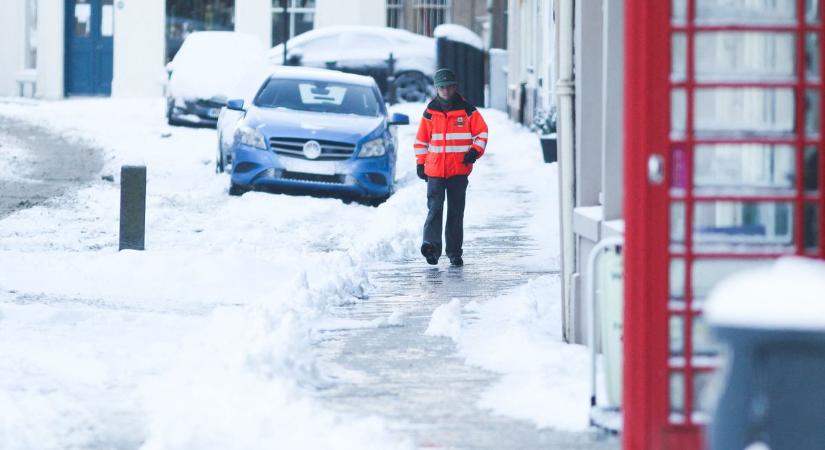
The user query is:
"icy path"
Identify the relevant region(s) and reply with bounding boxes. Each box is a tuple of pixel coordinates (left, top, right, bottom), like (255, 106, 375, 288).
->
(0, 115, 103, 218)
(313, 149, 619, 449)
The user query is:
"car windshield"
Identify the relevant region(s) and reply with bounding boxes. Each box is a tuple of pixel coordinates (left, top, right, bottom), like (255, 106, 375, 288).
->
(254, 78, 382, 117)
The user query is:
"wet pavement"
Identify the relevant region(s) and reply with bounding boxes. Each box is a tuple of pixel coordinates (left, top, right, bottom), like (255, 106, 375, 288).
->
(313, 179, 620, 449)
(0, 114, 104, 218)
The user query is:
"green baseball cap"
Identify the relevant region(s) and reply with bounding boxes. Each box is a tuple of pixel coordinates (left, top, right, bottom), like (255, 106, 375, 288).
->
(434, 68, 457, 87)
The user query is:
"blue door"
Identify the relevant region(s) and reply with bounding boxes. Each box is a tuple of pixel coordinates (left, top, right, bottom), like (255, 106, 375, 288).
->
(66, 0, 114, 96)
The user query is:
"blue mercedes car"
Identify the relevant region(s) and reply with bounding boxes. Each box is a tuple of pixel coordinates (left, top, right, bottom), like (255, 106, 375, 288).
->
(220, 67, 409, 205)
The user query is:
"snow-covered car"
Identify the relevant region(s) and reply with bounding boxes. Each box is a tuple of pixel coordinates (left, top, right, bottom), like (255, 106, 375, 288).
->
(222, 67, 409, 205)
(268, 26, 436, 103)
(166, 31, 269, 127)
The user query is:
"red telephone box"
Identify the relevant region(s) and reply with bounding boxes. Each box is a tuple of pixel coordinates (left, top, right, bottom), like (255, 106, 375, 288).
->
(623, 0, 825, 448)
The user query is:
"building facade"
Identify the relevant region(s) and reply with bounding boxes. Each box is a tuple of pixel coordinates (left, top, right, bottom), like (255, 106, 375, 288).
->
(0, 0, 400, 99)
(502, 0, 554, 126)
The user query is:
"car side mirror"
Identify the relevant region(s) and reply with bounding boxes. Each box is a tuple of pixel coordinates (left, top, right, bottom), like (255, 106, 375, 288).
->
(388, 113, 409, 126)
(226, 99, 245, 111)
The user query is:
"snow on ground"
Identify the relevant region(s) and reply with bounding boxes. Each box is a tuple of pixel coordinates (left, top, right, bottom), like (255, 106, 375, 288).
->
(0, 96, 564, 448)
(425, 276, 591, 431)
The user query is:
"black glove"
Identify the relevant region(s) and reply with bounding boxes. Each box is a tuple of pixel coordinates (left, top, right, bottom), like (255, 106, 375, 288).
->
(463, 149, 480, 165)
(416, 164, 428, 181)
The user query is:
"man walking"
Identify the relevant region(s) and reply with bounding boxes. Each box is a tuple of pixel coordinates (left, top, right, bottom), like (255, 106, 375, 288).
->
(413, 68, 489, 267)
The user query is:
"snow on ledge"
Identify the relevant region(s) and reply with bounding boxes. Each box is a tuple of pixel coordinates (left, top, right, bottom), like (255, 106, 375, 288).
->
(433, 24, 484, 50)
(706, 257, 825, 331)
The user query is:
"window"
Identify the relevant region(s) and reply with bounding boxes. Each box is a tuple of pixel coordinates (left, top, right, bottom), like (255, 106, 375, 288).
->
(25, 0, 37, 69)
(413, 0, 451, 37)
(387, 0, 404, 29)
(165, 0, 235, 62)
(272, 0, 316, 46)
(255, 78, 382, 117)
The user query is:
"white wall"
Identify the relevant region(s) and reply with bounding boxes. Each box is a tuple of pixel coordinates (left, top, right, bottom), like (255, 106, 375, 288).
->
(0, 1, 26, 97)
(38, 0, 65, 99)
(314, 0, 385, 28)
(112, 0, 165, 97)
(236, 0, 272, 49)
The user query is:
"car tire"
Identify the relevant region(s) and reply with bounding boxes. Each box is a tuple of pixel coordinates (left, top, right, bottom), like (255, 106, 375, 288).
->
(229, 182, 248, 196)
(392, 71, 433, 104)
(365, 195, 390, 207)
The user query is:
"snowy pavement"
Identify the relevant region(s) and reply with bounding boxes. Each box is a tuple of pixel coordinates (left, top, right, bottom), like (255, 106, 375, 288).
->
(0, 97, 617, 449)
(0, 114, 103, 218)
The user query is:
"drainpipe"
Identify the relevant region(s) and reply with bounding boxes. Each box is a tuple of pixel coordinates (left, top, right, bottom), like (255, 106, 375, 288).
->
(556, 0, 576, 342)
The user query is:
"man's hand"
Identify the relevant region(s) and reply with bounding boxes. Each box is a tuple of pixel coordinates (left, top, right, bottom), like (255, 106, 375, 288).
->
(463, 149, 480, 165)
(416, 164, 428, 181)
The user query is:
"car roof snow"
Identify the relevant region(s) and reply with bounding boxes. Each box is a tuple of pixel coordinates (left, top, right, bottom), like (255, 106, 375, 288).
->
(267, 66, 377, 87)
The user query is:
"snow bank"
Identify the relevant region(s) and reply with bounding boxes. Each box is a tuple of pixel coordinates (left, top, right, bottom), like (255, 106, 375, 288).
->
(423, 276, 590, 431)
(706, 257, 825, 330)
(0, 97, 428, 449)
(425, 298, 463, 339)
(0, 96, 562, 445)
(433, 24, 484, 50)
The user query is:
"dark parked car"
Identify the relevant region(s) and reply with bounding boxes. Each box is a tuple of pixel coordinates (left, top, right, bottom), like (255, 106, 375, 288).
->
(269, 26, 436, 104)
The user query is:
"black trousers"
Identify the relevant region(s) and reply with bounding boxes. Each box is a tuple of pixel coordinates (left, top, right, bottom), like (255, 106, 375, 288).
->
(423, 175, 468, 258)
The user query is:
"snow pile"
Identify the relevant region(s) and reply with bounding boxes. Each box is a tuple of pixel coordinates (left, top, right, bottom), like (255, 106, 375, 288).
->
(433, 24, 484, 50)
(424, 276, 590, 431)
(424, 298, 463, 339)
(140, 274, 412, 450)
(0, 96, 563, 445)
(706, 256, 825, 330)
(0, 98, 428, 449)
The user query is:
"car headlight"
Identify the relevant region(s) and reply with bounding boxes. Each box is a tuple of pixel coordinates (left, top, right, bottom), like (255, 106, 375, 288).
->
(359, 137, 386, 157)
(235, 126, 267, 150)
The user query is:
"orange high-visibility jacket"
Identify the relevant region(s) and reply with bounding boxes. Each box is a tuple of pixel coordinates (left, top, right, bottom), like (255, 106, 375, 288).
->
(413, 96, 489, 178)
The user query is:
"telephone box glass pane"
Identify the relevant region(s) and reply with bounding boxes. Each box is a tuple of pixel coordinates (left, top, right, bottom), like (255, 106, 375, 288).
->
(695, 32, 795, 82)
(672, 33, 687, 82)
(693, 372, 716, 421)
(693, 144, 796, 196)
(805, 145, 819, 192)
(671, 202, 686, 243)
(696, 0, 796, 24)
(670, 315, 685, 356)
(805, 203, 820, 249)
(693, 201, 794, 252)
(807, 33, 821, 81)
(670, 372, 686, 418)
(672, 89, 687, 139)
(670, 257, 686, 300)
(673, 0, 687, 24)
(692, 259, 773, 300)
(692, 315, 719, 356)
(806, 89, 821, 138)
(694, 88, 795, 138)
(807, 0, 821, 23)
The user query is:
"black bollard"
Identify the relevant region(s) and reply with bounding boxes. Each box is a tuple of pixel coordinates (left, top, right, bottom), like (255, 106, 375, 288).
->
(119, 165, 146, 251)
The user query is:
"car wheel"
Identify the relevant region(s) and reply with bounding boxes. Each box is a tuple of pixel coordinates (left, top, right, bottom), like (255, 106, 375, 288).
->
(364, 195, 390, 207)
(392, 71, 433, 104)
(229, 182, 248, 196)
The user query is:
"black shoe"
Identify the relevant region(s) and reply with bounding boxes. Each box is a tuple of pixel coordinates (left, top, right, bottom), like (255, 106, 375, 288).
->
(421, 243, 438, 265)
(449, 256, 464, 267)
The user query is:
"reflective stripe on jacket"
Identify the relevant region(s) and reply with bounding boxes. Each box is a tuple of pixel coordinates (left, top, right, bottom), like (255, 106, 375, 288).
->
(413, 95, 489, 178)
